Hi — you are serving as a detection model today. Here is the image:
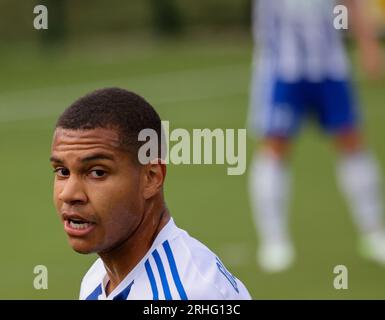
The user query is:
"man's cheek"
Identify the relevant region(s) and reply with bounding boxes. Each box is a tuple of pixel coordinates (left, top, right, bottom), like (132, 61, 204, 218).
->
(53, 189, 61, 211)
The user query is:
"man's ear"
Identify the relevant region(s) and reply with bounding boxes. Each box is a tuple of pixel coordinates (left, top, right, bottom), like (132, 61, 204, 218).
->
(142, 159, 166, 200)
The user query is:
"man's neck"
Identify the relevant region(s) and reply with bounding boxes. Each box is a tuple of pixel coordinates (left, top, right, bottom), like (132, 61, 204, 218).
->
(99, 202, 170, 296)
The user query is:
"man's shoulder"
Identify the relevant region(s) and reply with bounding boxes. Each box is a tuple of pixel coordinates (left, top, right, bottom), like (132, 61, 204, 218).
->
(158, 230, 251, 300)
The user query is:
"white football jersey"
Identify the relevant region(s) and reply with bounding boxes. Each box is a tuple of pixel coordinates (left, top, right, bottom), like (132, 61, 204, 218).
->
(79, 218, 251, 300)
(253, 0, 349, 82)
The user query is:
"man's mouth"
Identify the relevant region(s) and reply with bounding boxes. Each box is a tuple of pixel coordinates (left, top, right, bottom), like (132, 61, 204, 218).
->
(68, 218, 93, 230)
(63, 215, 96, 237)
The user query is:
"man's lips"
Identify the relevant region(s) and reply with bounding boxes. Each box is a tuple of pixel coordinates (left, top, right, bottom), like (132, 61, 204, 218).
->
(61, 213, 96, 237)
(62, 212, 95, 223)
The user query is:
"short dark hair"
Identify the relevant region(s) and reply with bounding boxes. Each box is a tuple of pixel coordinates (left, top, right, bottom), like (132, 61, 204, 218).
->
(56, 87, 162, 163)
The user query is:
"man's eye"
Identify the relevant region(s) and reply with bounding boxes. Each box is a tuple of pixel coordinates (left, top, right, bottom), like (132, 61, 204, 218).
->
(89, 170, 106, 178)
(54, 168, 70, 177)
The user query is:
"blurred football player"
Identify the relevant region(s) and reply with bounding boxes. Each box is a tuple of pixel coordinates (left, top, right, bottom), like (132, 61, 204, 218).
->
(248, 0, 385, 272)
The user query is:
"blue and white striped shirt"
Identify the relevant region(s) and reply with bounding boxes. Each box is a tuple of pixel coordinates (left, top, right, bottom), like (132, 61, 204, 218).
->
(253, 0, 349, 82)
(79, 219, 251, 300)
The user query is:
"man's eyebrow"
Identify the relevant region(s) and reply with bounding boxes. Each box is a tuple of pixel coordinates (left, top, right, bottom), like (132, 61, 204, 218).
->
(80, 154, 115, 163)
(49, 154, 115, 164)
(50, 156, 63, 163)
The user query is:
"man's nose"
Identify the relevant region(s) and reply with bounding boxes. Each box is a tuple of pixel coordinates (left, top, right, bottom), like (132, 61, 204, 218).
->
(59, 175, 88, 205)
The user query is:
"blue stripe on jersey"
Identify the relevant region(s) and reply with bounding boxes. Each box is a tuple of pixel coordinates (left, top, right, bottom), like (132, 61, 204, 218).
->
(112, 280, 134, 300)
(85, 283, 102, 300)
(216, 257, 239, 293)
(145, 259, 159, 300)
(152, 249, 172, 300)
(163, 240, 188, 300)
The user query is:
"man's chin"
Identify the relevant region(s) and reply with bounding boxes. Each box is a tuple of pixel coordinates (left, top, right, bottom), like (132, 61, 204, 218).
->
(68, 238, 97, 254)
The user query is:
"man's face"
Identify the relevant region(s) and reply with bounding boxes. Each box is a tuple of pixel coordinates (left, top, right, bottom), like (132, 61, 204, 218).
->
(51, 127, 144, 254)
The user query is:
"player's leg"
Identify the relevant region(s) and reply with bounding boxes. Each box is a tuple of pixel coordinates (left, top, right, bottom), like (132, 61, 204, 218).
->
(248, 67, 303, 272)
(335, 129, 385, 264)
(335, 129, 383, 236)
(319, 80, 385, 265)
(249, 137, 294, 272)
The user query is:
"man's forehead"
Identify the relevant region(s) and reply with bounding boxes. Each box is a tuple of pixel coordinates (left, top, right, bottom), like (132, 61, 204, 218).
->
(53, 127, 120, 146)
(51, 127, 124, 156)
(50, 127, 140, 167)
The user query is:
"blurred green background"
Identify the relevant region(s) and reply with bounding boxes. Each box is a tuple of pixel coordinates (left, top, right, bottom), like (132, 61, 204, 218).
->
(0, 0, 385, 299)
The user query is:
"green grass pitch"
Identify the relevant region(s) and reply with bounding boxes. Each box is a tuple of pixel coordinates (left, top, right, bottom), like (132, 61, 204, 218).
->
(0, 38, 384, 299)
